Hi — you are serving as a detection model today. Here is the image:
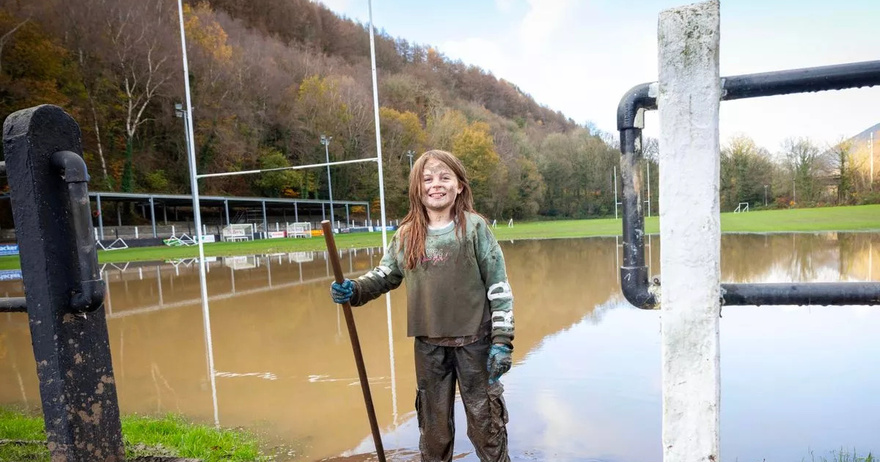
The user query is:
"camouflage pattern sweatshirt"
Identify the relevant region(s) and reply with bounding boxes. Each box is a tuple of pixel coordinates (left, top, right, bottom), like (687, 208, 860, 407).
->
(349, 212, 514, 347)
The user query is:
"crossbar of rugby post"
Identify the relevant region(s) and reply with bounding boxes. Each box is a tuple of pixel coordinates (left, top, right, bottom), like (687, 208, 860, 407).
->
(196, 157, 377, 179)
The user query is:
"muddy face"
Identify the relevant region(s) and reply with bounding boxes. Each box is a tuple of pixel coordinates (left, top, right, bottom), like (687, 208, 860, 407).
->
(420, 159, 462, 217)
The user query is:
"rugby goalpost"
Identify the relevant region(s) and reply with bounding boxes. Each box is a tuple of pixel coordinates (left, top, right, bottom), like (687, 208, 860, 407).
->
(175, 0, 394, 430)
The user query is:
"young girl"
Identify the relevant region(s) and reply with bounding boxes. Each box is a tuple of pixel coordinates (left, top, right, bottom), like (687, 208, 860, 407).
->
(330, 149, 514, 462)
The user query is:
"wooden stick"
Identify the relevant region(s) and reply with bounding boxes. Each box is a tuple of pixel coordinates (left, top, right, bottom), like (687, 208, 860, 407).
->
(321, 221, 386, 462)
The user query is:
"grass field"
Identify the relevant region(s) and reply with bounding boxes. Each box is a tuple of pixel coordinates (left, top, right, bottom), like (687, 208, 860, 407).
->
(0, 407, 267, 461)
(0, 204, 877, 269)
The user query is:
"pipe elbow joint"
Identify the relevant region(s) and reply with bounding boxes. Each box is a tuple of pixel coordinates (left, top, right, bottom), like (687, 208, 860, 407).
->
(617, 83, 657, 130)
(51, 150, 90, 183)
(620, 266, 658, 310)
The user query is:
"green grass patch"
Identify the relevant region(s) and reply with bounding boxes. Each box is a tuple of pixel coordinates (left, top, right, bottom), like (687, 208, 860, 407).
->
(721, 205, 880, 233)
(0, 204, 878, 269)
(0, 408, 268, 461)
(0, 408, 44, 441)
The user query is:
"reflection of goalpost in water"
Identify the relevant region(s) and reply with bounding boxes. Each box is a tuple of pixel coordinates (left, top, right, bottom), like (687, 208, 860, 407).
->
(175, 0, 396, 431)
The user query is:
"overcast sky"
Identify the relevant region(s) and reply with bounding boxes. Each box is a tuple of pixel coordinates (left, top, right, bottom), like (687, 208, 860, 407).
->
(318, 0, 879, 153)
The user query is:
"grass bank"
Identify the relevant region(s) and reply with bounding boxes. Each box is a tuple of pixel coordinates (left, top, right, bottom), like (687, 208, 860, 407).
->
(0, 407, 268, 461)
(0, 204, 878, 269)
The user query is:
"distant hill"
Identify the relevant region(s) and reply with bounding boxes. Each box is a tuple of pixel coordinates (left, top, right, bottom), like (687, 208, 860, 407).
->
(2, 0, 617, 223)
(848, 122, 879, 145)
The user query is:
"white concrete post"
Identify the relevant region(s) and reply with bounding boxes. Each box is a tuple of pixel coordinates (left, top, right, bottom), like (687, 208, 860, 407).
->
(657, 2, 721, 462)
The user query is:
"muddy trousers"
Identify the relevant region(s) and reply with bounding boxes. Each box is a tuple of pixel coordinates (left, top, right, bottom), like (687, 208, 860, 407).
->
(414, 337, 510, 462)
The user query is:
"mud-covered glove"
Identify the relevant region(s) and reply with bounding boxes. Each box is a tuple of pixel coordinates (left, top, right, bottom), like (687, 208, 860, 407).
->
(487, 344, 512, 384)
(330, 279, 354, 304)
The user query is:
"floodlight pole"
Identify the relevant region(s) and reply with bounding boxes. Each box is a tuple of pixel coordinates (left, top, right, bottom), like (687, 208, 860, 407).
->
(175, 103, 190, 172)
(177, 0, 219, 428)
(321, 135, 335, 229)
(764, 184, 768, 206)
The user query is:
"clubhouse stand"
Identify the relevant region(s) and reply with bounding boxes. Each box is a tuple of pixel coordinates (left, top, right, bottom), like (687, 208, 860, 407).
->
(0, 192, 379, 245)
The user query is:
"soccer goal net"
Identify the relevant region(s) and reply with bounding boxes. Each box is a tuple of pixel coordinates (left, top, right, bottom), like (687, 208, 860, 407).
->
(221, 223, 255, 242)
(286, 222, 312, 238)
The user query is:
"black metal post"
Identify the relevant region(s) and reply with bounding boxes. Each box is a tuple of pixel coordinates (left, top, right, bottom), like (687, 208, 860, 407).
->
(3, 104, 124, 461)
(617, 60, 880, 309)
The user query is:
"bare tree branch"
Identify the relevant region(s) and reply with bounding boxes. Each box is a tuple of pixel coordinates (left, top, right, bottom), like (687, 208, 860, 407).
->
(0, 16, 29, 75)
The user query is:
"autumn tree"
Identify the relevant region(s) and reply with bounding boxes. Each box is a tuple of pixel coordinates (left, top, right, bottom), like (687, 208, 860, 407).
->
(782, 137, 828, 206)
(720, 135, 774, 210)
(536, 129, 617, 217)
(104, 0, 177, 192)
(828, 138, 860, 205)
(0, 11, 79, 116)
(252, 147, 303, 197)
(379, 107, 426, 215)
(452, 120, 499, 211)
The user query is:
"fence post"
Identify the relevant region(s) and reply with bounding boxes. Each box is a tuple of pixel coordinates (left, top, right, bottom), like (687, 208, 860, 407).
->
(657, 2, 722, 462)
(3, 104, 124, 461)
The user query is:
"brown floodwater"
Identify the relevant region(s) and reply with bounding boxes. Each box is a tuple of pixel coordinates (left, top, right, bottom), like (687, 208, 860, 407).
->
(1, 233, 879, 461)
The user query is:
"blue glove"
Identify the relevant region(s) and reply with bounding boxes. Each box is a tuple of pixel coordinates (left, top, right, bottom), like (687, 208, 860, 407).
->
(330, 279, 354, 304)
(487, 344, 512, 384)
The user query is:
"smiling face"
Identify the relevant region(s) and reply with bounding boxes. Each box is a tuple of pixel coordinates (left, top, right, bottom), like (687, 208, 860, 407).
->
(420, 158, 463, 217)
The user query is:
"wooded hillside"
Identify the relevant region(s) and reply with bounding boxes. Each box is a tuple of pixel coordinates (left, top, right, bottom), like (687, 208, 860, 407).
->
(1, 0, 875, 222)
(0, 0, 626, 221)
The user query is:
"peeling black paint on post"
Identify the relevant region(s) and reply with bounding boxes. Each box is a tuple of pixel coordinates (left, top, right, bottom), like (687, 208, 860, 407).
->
(3, 105, 124, 461)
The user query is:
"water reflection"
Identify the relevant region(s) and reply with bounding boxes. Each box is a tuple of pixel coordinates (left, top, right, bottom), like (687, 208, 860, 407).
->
(0, 233, 878, 461)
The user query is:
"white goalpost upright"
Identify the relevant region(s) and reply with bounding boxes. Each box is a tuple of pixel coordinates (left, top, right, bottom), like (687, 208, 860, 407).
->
(176, 0, 218, 429)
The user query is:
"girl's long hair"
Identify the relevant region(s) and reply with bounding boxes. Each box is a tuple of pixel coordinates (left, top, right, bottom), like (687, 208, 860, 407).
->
(398, 150, 479, 269)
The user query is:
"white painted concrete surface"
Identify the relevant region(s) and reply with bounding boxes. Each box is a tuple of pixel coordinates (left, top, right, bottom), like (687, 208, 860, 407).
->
(657, 1, 722, 461)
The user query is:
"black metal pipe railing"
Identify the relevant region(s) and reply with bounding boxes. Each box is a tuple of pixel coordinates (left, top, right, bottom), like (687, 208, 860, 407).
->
(0, 297, 27, 312)
(721, 282, 880, 306)
(51, 150, 105, 313)
(617, 60, 880, 309)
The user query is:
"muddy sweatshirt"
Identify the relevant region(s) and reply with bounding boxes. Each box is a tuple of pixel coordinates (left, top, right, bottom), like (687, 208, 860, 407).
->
(349, 212, 515, 347)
